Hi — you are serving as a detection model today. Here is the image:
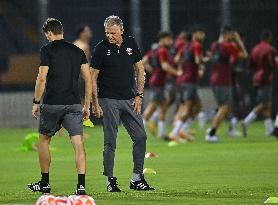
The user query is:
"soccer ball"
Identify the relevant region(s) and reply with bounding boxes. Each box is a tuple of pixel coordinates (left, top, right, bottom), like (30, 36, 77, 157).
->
(54, 196, 74, 205)
(35, 195, 56, 205)
(68, 195, 97, 205)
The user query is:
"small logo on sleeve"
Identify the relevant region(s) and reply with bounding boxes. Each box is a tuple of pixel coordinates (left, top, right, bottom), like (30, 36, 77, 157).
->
(126, 48, 132, 55)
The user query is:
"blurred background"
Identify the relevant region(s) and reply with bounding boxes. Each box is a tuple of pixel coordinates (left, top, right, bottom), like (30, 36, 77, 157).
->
(0, 0, 277, 127)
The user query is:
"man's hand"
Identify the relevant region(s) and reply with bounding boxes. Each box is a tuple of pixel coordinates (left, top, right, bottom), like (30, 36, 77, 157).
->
(132, 96, 143, 114)
(83, 105, 90, 120)
(32, 104, 40, 119)
(93, 103, 103, 118)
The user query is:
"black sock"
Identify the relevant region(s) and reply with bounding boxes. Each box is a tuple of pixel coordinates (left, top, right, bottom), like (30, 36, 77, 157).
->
(41, 172, 49, 184)
(78, 174, 85, 187)
(209, 128, 216, 136)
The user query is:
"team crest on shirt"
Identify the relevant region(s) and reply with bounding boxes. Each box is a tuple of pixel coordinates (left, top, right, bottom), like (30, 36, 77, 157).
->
(126, 48, 132, 55)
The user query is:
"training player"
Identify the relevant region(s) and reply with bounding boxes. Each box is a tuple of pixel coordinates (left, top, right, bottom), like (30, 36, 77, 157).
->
(28, 18, 92, 194)
(168, 26, 205, 141)
(205, 26, 246, 142)
(143, 31, 181, 140)
(241, 30, 276, 136)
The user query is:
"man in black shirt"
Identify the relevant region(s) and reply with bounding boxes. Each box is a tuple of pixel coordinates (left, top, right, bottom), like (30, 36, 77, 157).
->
(91, 15, 154, 192)
(28, 18, 92, 195)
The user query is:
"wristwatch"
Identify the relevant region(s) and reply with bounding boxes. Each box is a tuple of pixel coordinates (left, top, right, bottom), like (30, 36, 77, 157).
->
(136, 92, 144, 98)
(33, 98, 40, 104)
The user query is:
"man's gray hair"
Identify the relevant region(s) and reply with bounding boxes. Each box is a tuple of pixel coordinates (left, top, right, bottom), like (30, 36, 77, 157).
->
(104, 15, 124, 29)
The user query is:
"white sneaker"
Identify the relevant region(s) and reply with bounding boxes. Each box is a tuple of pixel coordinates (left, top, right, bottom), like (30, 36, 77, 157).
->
(228, 130, 241, 137)
(205, 135, 218, 143)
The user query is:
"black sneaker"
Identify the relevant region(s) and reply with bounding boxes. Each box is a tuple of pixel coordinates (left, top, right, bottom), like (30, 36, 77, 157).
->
(74, 184, 86, 195)
(130, 174, 155, 191)
(272, 127, 278, 138)
(107, 177, 121, 192)
(28, 181, 51, 194)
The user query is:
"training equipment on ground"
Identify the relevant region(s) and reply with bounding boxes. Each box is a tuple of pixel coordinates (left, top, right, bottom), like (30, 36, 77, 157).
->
(83, 119, 94, 128)
(145, 152, 158, 158)
(264, 197, 278, 204)
(143, 168, 157, 175)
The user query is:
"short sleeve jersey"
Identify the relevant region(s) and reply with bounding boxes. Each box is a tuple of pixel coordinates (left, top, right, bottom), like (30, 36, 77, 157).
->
(90, 36, 142, 99)
(40, 39, 87, 105)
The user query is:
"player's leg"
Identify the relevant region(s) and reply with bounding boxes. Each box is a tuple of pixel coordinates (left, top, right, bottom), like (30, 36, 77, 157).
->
(99, 99, 121, 192)
(62, 104, 87, 194)
(120, 99, 155, 191)
(206, 86, 231, 142)
(241, 86, 270, 136)
(144, 87, 163, 136)
(28, 105, 64, 194)
(273, 112, 278, 137)
(262, 102, 273, 136)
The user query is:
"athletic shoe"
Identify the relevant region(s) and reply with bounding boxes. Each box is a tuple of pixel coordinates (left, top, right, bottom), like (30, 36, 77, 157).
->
(74, 184, 86, 195)
(27, 181, 51, 194)
(107, 177, 121, 192)
(228, 129, 241, 137)
(272, 127, 278, 138)
(205, 135, 218, 143)
(147, 120, 157, 137)
(130, 174, 155, 191)
(240, 122, 247, 137)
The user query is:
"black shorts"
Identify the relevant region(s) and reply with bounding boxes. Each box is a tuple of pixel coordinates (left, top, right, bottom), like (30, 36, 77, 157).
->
(177, 83, 199, 104)
(256, 86, 272, 104)
(39, 104, 83, 137)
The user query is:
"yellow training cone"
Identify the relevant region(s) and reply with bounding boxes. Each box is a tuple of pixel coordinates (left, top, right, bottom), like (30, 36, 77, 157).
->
(83, 119, 94, 128)
(264, 197, 278, 204)
(143, 168, 157, 175)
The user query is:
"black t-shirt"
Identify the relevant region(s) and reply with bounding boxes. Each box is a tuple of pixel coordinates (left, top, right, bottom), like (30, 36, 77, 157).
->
(90, 36, 142, 100)
(40, 39, 87, 105)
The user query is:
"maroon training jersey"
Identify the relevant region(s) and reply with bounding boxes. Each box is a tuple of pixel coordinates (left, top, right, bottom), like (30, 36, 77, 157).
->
(210, 41, 238, 86)
(176, 40, 202, 85)
(147, 46, 171, 87)
(249, 41, 276, 86)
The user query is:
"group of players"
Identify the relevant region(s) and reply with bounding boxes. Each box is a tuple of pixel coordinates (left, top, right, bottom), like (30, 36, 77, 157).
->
(142, 25, 278, 142)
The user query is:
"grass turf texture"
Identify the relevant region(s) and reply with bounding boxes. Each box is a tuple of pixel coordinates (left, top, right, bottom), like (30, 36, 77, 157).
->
(0, 122, 277, 205)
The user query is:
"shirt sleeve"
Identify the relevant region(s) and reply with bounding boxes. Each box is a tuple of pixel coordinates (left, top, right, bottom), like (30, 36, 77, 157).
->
(90, 45, 103, 70)
(157, 48, 168, 64)
(40, 47, 50, 66)
(267, 48, 276, 68)
(132, 37, 142, 63)
(80, 49, 88, 65)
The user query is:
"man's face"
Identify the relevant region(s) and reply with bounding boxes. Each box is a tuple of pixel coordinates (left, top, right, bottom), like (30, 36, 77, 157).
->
(195, 31, 205, 42)
(162, 36, 173, 48)
(105, 25, 123, 44)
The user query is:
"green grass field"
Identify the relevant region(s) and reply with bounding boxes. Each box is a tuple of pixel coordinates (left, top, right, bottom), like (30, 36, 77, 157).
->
(0, 122, 277, 205)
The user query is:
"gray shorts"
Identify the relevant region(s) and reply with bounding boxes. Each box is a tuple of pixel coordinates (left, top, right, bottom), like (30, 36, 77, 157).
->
(177, 83, 199, 103)
(164, 79, 176, 104)
(149, 87, 165, 103)
(39, 104, 83, 137)
(256, 86, 272, 104)
(212, 86, 233, 106)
